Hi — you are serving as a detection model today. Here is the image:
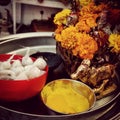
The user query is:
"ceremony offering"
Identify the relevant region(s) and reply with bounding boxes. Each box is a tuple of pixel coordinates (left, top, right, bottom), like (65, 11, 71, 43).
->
(54, 0, 120, 99)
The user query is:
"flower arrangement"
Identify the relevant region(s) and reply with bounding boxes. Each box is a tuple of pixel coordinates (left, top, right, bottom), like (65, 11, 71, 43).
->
(54, 0, 120, 99)
(54, 0, 120, 59)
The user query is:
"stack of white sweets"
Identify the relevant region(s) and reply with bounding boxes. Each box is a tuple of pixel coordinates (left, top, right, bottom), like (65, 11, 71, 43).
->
(0, 48, 47, 80)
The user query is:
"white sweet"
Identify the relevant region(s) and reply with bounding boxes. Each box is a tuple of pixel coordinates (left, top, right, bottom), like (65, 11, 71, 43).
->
(24, 65, 33, 71)
(26, 66, 42, 79)
(33, 57, 47, 70)
(12, 60, 22, 68)
(22, 48, 33, 66)
(0, 54, 14, 70)
(15, 72, 28, 80)
(38, 70, 46, 76)
(0, 70, 16, 80)
(10, 66, 24, 76)
(0, 75, 14, 80)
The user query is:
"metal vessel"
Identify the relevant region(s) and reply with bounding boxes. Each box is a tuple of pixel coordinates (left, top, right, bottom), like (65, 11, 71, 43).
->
(0, 32, 119, 120)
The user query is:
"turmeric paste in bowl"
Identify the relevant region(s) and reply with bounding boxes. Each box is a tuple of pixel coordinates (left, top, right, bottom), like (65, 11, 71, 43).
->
(41, 79, 96, 114)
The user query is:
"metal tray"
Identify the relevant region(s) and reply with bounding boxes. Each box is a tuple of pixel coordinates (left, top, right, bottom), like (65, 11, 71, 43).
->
(0, 32, 119, 120)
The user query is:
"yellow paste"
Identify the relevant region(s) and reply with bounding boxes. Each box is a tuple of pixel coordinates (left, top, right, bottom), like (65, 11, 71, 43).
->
(46, 87, 90, 114)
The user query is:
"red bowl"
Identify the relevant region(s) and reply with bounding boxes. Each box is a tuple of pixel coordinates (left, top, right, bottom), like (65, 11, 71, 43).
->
(0, 54, 48, 101)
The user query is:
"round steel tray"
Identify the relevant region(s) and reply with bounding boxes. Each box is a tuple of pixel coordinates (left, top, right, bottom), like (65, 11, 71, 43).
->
(0, 32, 119, 120)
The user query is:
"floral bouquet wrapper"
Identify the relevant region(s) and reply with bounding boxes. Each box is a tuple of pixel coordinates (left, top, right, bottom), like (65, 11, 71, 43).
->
(53, 0, 120, 99)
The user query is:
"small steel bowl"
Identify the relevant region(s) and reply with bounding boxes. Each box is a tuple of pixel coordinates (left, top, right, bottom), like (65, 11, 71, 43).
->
(41, 79, 96, 115)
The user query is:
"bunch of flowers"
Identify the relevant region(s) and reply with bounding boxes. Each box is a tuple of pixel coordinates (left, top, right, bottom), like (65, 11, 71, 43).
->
(53, 0, 120, 99)
(54, 0, 120, 63)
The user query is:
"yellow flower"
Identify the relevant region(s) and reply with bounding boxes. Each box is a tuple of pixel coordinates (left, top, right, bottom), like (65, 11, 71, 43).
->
(108, 34, 120, 53)
(79, 0, 93, 6)
(54, 9, 71, 25)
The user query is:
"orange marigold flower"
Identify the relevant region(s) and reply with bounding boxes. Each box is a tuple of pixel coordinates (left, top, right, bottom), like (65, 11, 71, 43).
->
(72, 33, 98, 59)
(55, 34, 62, 42)
(75, 21, 91, 33)
(80, 2, 107, 15)
(55, 26, 65, 42)
(80, 3, 91, 15)
(55, 25, 64, 34)
(58, 26, 78, 49)
(75, 13, 98, 32)
(55, 26, 98, 59)
(85, 14, 98, 28)
(54, 1, 119, 60)
(80, 2, 95, 15)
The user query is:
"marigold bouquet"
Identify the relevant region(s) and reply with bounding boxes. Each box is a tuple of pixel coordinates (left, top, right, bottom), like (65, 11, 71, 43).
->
(54, 0, 120, 99)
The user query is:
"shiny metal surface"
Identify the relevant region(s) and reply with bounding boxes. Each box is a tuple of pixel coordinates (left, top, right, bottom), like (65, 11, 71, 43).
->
(0, 32, 119, 120)
(41, 79, 96, 114)
(0, 32, 55, 54)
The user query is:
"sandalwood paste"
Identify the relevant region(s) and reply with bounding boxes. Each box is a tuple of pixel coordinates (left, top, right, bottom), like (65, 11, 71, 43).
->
(46, 86, 90, 114)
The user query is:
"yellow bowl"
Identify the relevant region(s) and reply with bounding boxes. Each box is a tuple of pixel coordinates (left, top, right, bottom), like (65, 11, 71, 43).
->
(41, 79, 96, 114)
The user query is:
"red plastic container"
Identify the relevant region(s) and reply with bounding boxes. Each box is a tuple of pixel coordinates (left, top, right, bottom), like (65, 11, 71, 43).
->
(0, 54, 48, 101)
